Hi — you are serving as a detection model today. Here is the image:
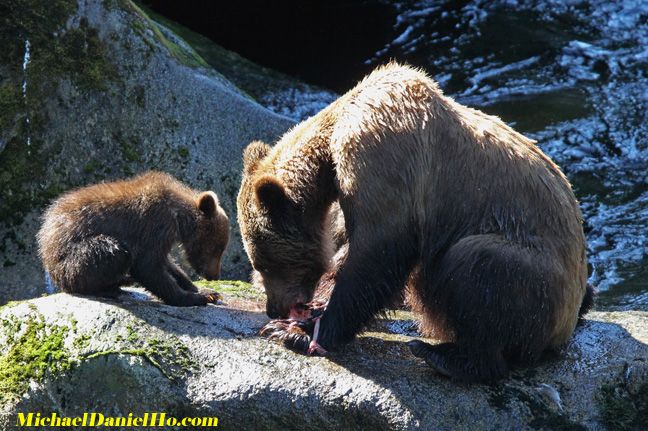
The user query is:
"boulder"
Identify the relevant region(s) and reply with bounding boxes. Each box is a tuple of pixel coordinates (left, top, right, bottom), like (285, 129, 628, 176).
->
(0, 287, 646, 430)
(0, 0, 297, 303)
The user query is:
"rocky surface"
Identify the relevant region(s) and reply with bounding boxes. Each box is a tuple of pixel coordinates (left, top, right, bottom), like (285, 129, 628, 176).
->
(0, 0, 299, 303)
(0, 287, 646, 431)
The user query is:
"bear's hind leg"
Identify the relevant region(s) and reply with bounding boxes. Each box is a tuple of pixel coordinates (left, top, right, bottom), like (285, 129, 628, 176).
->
(411, 234, 562, 381)
(54, 235, 132, 297)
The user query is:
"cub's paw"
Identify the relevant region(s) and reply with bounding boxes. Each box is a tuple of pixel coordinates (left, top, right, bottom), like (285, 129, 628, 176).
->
(197, 287, 221, 304)
(260, 319, 316, 354)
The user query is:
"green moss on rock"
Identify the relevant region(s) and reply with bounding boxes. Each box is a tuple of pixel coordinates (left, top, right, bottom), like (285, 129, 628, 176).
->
(0, 0, 118, 229)
(0, 134, 64, 226)
(46, 18, 118, 91)
(598, 379, 648, 431)
(0, 301, 19, 313)
(487, 385, 586, 431)
(0, 305, 200, 406)
(177, 146, 189, 158)
(114, 132, 142, 164)
(83, 158, 101, 174)
(0, 81, 22, 132)
(80, 322, 197, 381)
(126, 1, 209, 69)
(0, 0, 77, 67)
(196, 279, 264, 301)
(0, 314, 72, 404)
(72, 333, 91, 350)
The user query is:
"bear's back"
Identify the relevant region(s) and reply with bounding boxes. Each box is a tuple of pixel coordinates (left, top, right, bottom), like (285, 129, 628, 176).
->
(38, 172, 195, 253)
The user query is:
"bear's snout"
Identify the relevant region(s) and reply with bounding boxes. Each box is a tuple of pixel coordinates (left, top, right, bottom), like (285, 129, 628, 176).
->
(204, 272, 220, 281)
(202, 259, 221, 281)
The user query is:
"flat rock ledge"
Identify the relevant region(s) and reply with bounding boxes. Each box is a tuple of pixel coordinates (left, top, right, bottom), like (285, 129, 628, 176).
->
(0, 289, 646, 431)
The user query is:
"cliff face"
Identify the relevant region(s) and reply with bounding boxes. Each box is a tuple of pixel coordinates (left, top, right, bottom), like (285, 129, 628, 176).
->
(0, 0, 297, 303)
(0, 290, 646, 430)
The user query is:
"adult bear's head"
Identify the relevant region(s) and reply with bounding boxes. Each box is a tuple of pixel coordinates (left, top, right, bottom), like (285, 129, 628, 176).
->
(237, 140, 333, 318)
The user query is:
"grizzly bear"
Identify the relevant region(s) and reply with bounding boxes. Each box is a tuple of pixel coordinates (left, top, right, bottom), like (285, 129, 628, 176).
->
(237, 63, 592, 381)
(38, 171, 229, 306)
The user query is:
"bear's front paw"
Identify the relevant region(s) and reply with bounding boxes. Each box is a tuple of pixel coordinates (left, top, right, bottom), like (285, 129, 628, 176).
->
(261, 318, 324, 355)
(197, 287, 221, 304)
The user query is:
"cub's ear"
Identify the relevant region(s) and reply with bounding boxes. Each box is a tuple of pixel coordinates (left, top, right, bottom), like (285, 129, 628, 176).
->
(243, 141, 271, 174)
(254, 175, 287, 211)
(197, 191, 219, 218)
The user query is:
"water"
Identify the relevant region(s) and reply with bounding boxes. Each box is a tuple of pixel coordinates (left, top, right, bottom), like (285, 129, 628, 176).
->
(22, 39, 31, 148)
(363, 0, 647, 309)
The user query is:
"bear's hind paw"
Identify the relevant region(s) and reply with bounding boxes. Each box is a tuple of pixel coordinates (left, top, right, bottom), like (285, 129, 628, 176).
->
(408, 340, 507, 382)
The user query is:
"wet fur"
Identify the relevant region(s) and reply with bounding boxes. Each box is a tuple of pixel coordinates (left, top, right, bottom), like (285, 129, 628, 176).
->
(38, 171, 229, 306)
(238, 63, 591, 381)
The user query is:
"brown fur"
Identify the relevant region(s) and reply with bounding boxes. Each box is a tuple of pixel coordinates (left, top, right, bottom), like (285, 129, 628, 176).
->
(237, 63, 590, 381)
(38, 171, 229, 306)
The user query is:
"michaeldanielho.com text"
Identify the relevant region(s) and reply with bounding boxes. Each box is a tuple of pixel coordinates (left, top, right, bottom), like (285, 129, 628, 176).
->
(16, 412, 218, 427)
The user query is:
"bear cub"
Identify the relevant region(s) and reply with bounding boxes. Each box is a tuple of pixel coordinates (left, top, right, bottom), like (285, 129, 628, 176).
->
(38, 171, 229, 306)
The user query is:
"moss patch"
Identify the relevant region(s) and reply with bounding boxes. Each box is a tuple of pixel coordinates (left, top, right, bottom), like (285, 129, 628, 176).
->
(0, 0, 118, 229)
(46, 18, 118, 92)
(196, 279, 264, 301)
(128, 1, 293, 101)
(0, 301, 19, 313)
(598, 378, 648, 431)
(0, 80, 22, 132)
(177, 146, 189, 159)
(0, 309, 199, 405)
(487, 385, 586, 431)
(84, 326, 197, 381)
(1, 1, 117, 95)
(0, 0, 77, 67)
(115, 133, 142, 163)
(124, 1, 209, 69)
(0, 134, 65, 226)
(83, 158, 102, 174)
(0, 314, 72, 404)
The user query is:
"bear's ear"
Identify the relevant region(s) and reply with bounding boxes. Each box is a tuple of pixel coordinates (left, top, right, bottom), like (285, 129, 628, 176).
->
(243, 141, 271, 174)
(197, 191, 218, 218)
(254, 175, 287, 211)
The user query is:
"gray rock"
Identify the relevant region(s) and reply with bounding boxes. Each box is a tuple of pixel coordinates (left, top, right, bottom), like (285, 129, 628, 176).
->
(0, 290, 646, 430)
(0, 0, 295, 303)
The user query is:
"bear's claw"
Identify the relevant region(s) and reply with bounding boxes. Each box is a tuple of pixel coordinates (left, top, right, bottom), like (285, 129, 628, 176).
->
(261, 317, 326, 355)
(197, 288, 221, 304)
(408, 340, 451, 376)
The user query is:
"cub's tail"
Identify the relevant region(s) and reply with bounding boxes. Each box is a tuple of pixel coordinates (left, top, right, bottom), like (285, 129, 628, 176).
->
(578, 283, 596, 321)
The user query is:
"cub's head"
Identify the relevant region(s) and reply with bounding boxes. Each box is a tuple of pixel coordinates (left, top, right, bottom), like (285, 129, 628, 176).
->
(237, 141, 329, 318)
(185, 191, 230, 280)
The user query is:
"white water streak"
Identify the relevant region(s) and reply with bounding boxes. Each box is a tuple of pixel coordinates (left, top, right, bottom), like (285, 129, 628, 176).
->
(22, 39, 31, 146)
